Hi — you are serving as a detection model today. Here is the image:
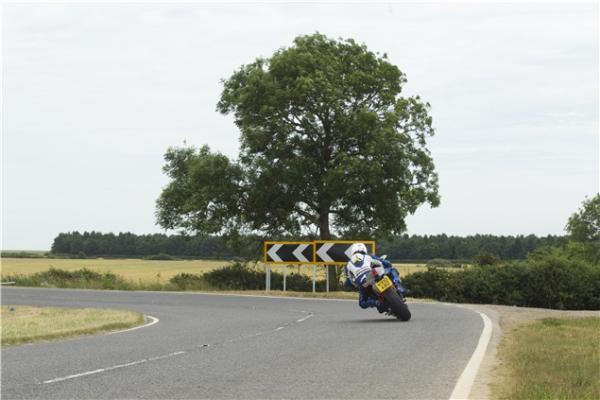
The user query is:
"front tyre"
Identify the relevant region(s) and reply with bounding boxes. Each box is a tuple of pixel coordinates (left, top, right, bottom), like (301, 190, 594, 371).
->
(383, 289, 411, 321)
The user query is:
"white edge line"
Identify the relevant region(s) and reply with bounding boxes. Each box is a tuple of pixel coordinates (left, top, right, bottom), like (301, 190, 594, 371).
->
(107, 315, 159, 335)
(4, 286, 356, 302)
(449, 309, 493, 400)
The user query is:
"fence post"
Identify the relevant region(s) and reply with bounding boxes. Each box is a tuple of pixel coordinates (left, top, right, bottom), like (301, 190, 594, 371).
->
(312, 265, 316, 293)
(326, 265, 329, 293)
(283, 266, 287, 292)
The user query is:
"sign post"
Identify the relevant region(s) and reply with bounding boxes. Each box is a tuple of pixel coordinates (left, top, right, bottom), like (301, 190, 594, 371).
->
(265, 264, 271, 291)
(283, 266, 287, 292)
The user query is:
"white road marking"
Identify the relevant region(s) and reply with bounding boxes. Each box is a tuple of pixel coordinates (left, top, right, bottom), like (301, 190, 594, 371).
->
(107, 315, 158, 335)
(41, 310, 312, 385)
(6, 286, 358, 302)
(448, 308, 493, 400)
(43, 351, 186, 384)
(296, 313, 313, 323)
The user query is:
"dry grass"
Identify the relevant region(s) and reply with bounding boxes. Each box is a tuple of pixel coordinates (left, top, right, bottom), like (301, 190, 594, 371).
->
(1, 257, 427, 283)
(491, 316, 600, 400)
(1, 258, 227, 283)
(0, 305, 144, 345)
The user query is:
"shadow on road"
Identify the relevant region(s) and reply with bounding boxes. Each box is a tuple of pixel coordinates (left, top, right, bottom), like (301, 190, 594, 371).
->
(338, 318, 405, 323)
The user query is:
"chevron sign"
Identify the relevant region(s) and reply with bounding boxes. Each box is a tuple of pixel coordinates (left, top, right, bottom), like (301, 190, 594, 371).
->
(264, 241, 376, 265)
(314, 241, 376, 265)
(264, 242, 314, 264)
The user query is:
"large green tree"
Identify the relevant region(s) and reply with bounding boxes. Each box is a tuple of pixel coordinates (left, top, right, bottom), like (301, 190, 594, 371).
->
(157, 33, 439, 271)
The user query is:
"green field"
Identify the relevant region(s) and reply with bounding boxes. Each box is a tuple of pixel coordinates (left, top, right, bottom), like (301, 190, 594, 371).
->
(0, 257, 427, 283)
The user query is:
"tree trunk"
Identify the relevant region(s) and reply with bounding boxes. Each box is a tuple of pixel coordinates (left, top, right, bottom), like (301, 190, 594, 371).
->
(318, 207, 340, 290)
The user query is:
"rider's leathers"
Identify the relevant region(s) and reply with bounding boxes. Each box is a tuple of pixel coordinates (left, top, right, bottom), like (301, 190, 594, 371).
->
(344, 254, 386, 310)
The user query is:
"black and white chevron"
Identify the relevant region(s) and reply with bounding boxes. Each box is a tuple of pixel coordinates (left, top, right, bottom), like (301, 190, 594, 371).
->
(265, 243, 313, 263)
(314, 242, 376, 264)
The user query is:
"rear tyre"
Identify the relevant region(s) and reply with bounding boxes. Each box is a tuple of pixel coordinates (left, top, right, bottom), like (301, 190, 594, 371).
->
(383, 289, 411, 321)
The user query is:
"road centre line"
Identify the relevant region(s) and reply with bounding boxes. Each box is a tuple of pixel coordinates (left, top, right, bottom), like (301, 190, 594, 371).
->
(296, 314, 313, 323)
(42, 351, 186, 384)
(42, 311, 312, 385)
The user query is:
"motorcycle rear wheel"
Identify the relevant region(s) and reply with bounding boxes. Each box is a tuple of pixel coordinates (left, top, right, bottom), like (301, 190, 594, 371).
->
(383, 289, 411, 321)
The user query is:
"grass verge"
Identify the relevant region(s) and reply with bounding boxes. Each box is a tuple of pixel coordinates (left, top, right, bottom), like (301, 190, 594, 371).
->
(1, 305, 145, 346)
(492, 317, 600, 400)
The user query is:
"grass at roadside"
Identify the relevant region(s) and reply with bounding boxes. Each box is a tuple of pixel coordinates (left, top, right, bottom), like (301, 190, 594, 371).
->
(492, 317, 600, 400)
(1, 257, 428, 283)
(0, 305, 145, 345)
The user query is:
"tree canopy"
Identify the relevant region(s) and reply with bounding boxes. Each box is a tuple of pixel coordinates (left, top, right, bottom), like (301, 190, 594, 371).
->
(566, 194, 600, 263)
(566, 194, 600, 243)
(50, 231, 566, 261)
(157, 33, 439, 241)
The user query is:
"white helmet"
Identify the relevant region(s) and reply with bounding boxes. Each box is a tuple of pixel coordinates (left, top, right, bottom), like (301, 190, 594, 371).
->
(350, 243, 368, 264)
(350, 243, 367, 256)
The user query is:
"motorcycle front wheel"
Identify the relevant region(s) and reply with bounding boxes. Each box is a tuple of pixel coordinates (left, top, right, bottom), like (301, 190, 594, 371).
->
(383, 289, 411, 321)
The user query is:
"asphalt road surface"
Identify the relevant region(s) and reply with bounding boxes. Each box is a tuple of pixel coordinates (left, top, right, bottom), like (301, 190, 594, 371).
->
(2, 287, 484, 399)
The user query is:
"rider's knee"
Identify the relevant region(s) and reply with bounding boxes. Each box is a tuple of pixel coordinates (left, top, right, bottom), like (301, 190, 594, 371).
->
(359, 298, 375, 309)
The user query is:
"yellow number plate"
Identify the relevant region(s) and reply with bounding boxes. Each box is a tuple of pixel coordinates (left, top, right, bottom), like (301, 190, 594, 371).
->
(375, 276, 393, 292)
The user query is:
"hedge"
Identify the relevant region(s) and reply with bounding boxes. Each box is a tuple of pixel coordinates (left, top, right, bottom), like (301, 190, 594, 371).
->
(403, 255, 600, 310)
(172, 262, 326, 291)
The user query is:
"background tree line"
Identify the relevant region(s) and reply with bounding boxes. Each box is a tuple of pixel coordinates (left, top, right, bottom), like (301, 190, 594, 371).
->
(50, 231, 566, 261)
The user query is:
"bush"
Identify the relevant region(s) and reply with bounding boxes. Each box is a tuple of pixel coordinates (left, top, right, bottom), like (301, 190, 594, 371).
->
(5, 267, 132, 290)
(201, 262, 326, 291)
(169, 273, 206, 290)
(473, 251, 500, 266)
(403, 254, 600, 310)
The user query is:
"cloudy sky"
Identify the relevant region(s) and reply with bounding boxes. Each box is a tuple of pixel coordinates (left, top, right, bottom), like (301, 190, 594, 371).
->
(2, 1, 598, 250)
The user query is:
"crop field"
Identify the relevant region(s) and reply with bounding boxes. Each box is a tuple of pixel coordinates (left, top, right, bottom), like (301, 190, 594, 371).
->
(1, 257, 428, 283)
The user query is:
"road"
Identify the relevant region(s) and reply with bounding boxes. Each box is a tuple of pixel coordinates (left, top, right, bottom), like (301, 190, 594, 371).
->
(1, 287, 485, 399)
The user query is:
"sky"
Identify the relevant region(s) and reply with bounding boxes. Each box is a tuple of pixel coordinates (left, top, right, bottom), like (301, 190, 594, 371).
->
(1, 1, 598, 250)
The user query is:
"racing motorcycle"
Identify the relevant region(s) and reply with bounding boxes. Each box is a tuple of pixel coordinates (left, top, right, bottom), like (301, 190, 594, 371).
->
(362, 256, 411, 321)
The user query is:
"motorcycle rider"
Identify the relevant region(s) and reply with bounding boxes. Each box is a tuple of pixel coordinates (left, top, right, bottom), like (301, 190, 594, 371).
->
(344, 243, 405, 313)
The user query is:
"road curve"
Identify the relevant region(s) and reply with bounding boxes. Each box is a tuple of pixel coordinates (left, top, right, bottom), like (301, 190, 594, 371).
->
(2, 287, 484, 399)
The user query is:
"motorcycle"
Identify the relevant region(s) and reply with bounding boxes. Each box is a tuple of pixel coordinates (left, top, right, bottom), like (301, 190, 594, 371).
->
(362, 256, 411, 321)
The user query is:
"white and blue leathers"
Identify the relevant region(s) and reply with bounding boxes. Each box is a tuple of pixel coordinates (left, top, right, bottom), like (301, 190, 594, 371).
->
(345, 253, 381, 288)
(344, 253, 405, 310)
